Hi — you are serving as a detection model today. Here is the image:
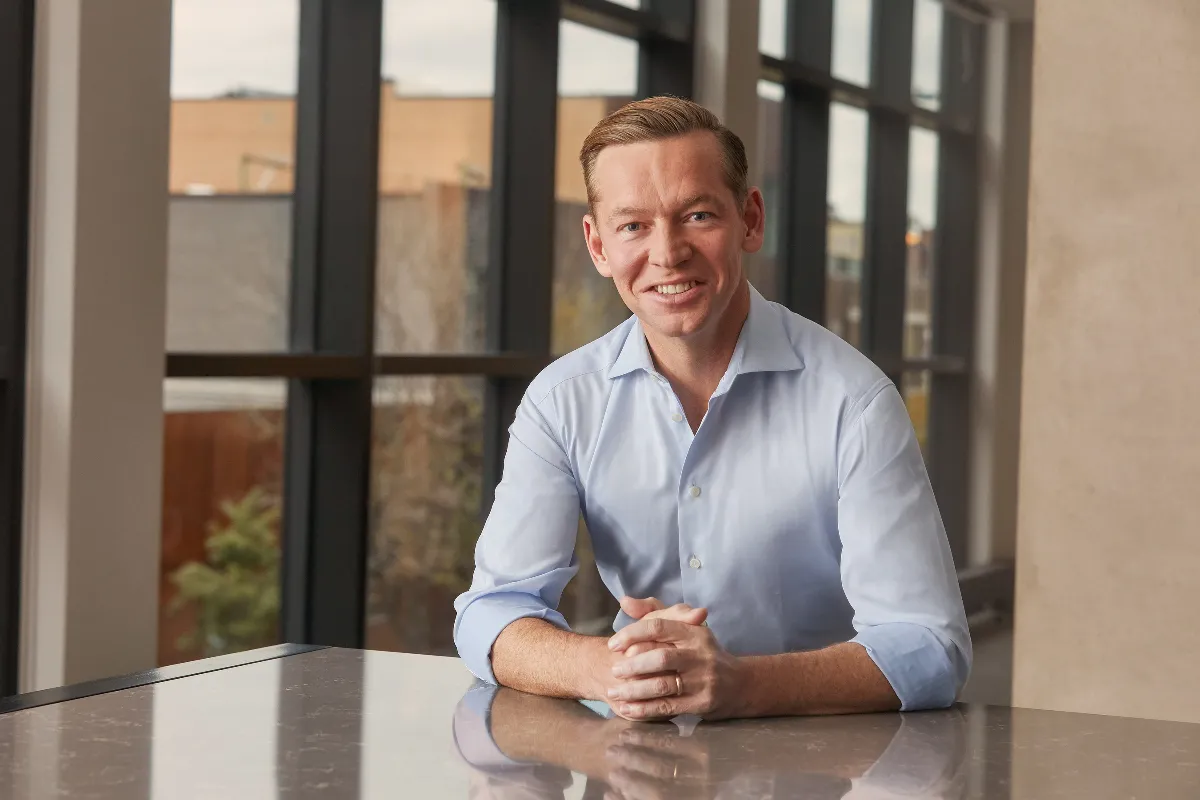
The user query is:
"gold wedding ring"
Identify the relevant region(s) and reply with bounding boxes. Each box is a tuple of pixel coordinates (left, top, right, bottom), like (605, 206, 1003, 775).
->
(675, 674, 684, 696)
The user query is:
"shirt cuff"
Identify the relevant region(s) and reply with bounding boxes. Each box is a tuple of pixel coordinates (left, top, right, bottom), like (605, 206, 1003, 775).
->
(454, 592, 572, 684)
(852, 622, 959, 711)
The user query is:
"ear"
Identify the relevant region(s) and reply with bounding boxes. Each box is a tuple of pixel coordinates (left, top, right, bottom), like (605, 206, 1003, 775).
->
(583, 213, 613, 278)
(740, 187, 766, 255)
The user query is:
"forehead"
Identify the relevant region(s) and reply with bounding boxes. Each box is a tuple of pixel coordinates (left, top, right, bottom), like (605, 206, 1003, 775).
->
(590, 131, 731, 213)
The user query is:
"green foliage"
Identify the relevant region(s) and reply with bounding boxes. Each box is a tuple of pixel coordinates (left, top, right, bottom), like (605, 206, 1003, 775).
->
(169, 487, 280, 657)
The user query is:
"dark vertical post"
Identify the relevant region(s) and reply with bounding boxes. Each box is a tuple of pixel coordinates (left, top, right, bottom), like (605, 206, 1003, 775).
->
(861, 0, 915, 382)
(282, 0, 383, 647)
(638, 0, 694, 99)
(928, 11, 984, 566)
(482, 0, 560, 512)
(778, 0, 834, 321)
(0, 0, 34, 696)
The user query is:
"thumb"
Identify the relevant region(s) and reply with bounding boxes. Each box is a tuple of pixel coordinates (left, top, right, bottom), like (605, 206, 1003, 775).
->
(620, 596, 665, 619)
(680, 605, 708, 626)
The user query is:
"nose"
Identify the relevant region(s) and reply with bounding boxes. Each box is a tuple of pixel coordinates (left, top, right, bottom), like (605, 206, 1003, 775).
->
(647, 221, 692, 271)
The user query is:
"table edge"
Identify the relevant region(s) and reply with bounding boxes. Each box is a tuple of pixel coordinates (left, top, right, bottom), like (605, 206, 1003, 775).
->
(0, 643, 328, 714)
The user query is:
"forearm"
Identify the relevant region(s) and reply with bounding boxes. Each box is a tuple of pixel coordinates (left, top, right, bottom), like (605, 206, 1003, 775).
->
(492, 617, 613, 701)
(737, 642, 900, 717)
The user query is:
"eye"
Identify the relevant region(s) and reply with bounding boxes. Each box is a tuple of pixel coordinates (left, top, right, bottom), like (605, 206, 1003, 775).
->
(621, 222, 642, 233)
(689, 211, 712, 222)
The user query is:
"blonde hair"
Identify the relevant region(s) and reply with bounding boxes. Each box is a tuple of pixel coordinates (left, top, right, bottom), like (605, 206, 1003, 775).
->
(579, 96, 749, 212)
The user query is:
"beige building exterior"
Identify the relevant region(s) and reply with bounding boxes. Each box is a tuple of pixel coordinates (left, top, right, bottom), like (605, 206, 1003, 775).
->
(170, 83, 622, 203)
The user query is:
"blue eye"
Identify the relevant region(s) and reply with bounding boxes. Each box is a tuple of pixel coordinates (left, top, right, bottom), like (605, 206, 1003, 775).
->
(622, 222, 642, 233)
(690, 212, 711, 222)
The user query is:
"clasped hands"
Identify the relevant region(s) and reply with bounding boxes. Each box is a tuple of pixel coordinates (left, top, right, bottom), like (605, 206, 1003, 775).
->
(602, 596, 745, 722)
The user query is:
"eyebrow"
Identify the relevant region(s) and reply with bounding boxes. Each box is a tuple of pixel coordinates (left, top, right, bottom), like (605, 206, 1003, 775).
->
(606, 193, 721, 222)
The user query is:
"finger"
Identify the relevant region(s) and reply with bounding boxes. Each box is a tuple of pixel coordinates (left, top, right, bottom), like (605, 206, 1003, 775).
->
(624, 641, 671, 658)
(613, 647, 688, 679)
(608, 618, 693, 652)
(644, 604, 708, 626)
(619, 596, 665, 620)
(608, 674, 684, 702)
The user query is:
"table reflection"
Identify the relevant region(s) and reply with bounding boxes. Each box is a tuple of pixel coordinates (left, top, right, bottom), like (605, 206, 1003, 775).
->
(452, 683, 969, 799)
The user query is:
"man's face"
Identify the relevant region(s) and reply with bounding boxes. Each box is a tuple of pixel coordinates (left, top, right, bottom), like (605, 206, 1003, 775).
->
(582, 131, 765, 342)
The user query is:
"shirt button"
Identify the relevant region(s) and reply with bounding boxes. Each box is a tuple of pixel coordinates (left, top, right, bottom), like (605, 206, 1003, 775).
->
(671, 413, 683, 423)
(688, 555, 702, 569)
(689, 485, 701, 498)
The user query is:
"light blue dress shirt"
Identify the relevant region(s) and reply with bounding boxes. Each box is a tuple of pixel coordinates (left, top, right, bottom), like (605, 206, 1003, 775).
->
(454, 286, 971, 711)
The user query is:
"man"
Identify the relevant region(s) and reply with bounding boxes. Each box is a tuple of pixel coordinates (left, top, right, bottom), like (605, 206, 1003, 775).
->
(453, 96, 970, 721)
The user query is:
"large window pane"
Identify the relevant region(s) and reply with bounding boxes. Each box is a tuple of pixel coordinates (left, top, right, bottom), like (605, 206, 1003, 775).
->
(376, 0, 495, 353)
(826, 103, 868, 347)
(746, 80, 783, 302)
(160, 379, 285, 666)
(906, 127, 939, 359)
(367, 377, 485, 655)
(833, 0, 873, 87)
(167, 0, 297, 352)
(759, 0, 786, 59)
(912, 0, 944, 111)
(551, 22, 637, 355)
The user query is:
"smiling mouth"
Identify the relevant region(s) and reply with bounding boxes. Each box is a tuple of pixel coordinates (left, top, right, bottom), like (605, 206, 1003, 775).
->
(652, 280, 700, 295)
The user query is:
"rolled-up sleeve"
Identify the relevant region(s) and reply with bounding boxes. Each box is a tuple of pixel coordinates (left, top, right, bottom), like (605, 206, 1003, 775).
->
(453, 390, 583, 683)
(837, 381, 972, 711)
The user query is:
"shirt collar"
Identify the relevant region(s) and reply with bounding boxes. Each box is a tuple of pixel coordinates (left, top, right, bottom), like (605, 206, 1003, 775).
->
(606, 283, 805, 380)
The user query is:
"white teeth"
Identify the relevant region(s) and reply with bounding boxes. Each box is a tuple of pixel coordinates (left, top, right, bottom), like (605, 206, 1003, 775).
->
(655, 281, 697, 295)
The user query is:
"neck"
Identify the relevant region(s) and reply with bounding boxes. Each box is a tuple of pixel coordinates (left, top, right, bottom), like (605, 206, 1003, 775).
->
(643, 280, 751, 401)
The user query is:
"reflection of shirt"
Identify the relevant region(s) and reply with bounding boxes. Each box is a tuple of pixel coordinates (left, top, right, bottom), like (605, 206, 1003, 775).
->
(453, 286, 971, 710)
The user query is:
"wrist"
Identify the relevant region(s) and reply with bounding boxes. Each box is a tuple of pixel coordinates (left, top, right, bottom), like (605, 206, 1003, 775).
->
(733, 655, 765, 717)
(569, 635, 613, 701)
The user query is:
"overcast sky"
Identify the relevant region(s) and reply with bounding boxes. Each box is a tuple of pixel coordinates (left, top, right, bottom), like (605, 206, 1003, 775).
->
(170, 0, 945, 227)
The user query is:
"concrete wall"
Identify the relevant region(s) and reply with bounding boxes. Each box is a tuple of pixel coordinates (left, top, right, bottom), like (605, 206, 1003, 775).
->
(1013, 0, 1200, 722)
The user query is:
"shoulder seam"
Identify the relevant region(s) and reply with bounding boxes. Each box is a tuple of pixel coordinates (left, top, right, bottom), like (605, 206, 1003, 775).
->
(844, 375, 893, 427)
(530, 365, 610, 406)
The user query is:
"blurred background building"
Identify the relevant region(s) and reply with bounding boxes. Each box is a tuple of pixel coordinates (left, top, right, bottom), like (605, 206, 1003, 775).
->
(24, 0, 1199, 724)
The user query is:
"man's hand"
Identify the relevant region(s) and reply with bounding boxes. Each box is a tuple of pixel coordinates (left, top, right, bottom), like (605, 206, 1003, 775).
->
(606, 618, 745, 721)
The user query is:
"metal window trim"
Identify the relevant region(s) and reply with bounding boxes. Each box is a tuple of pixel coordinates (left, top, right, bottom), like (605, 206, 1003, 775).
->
(281, 0, 384, 650)
(563, 0, 690, 42)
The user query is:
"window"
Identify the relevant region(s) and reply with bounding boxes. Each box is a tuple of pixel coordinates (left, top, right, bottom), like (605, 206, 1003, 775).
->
(162, 0, 298, 663)
(551, 21, 638, 355)
(375, 0, 496, 354)
(746, 80, 784, 302)
(160, 1, 695, 661)
(762, 0, 984, 565)
(160, 379, 286, 665)
(827, 103, 869, 347)
(167, 0, 298, 353)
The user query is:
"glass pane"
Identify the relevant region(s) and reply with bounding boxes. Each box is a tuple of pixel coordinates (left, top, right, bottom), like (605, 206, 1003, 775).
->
(746, 80, 783, 302)
(912, 0, 944, 111)
(906, 127, 940, 360)
(833, 0, 873, 87)
(551, 22, 637, 356)
(759, 0, 786, 58)
(160, 379, 286, 666)
(376, 0, 496, 353)
(902, 370, 932, 457)
(367, 376, 485, 655)
(167, 0, 297, 353)
(826, 103, 868, 348)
